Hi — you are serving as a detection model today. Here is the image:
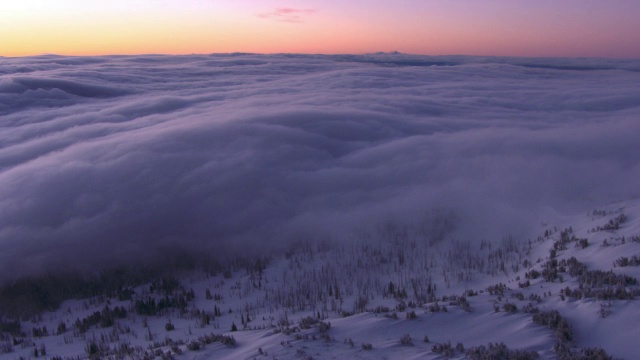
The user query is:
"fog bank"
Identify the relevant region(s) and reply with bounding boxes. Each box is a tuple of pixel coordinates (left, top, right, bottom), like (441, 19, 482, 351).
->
(1, 53, 639, 280)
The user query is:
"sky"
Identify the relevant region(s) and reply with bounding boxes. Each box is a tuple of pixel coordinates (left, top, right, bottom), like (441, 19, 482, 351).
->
(1, 0, 640, 58)
(1, 53, 639, 279)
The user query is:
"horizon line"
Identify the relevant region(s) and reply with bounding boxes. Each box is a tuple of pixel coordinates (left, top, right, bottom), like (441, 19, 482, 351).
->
(3, 51, 640, 61)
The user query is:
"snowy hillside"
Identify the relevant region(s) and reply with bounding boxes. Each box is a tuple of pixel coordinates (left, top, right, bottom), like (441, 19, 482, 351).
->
(1, 198, 639, 359)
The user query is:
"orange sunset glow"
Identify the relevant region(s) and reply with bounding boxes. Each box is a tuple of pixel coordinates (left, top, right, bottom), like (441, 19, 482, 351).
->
(2, 0, 640, 58)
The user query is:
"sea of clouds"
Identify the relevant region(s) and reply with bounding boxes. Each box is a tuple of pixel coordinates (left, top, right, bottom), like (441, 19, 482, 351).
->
(1, 53, 639, 279)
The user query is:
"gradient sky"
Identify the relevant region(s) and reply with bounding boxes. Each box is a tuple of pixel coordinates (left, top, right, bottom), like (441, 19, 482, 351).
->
(2, 0, 640, 58)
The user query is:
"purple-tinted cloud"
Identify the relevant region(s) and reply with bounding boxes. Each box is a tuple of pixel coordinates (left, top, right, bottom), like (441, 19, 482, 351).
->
(258, 8, 316, 23)
(0, 53, 639, 281)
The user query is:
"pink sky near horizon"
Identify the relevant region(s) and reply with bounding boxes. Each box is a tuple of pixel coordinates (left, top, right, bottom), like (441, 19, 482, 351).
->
(1, 0, 639, 58)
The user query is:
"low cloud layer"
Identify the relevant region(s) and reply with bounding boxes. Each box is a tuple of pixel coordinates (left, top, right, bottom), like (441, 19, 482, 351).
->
(1, 53, 639, 280)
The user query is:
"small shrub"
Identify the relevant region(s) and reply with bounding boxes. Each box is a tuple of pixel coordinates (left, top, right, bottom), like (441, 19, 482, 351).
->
(318, 321, 331, 333)
(400, 334, 413, 346)
(170, 344, 182, 355)
(299, 316, 318, 329)
(431, 341, 454, 357)
(385, 312, 399, 319)
(186, 340, 200, 351)
(85, 340, 99, 357)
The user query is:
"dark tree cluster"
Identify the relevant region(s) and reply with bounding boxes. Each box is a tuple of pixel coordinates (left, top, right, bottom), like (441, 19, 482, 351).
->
(486, 283, 507, 296)
(458, 296, 472, 312)
(536, 254, 639, 299)
(528, 293, 542, 303)
(149, 278, 182, 295)
(595, 269, 629, 289)
(590, 209, 609, 218)
(562, 285, 640, 301)
(197, 333, 236, 347)
(85, 339, 109, 358)
(614, 256, 640, 267)
(591, 213, 627, 232)
(558, 257, 640, 300)
(116, 287, 135, 301)
(553, 228, 581, 251)
(0, 319, 22, 336)
(0, 266, 168, 319)
(373, 305, 391, 313)
(385, 281, 408, 299)
(525, 269, 540, 280)
(561, 257, 586, 277)
(542, 259, 560, 282)
(554, 342, 613, 360)
(576, 348, 613, 360)
(318, 321, 331, 333)
(576, 238, 589, 249)
(427, 302, 447, 313)
(529, 309, 611, 359)
(522, 303, 539, 314)
(399, 333, 413, 346)
(165, 321, 175, 331)
(186, 340, 200, 351)
(431, 342, 452, 356)
(56, 321, 67, 335)
(0, 278, 68, 319)
(354, 295, 368, 313)
(74, 306, 127, 333)
(532, 310, 572, 343)
(384, 312, 399, 319)
(298, 316, 318, 329)
(31, 326, 48, 338)
(442, 295, 472, 311)
(599, 303, 612, 318)
(134, 288, 194, 316)
(406, 310, 417, 319)
(466, 342, 539, 360)
(550, 227, 586, 251)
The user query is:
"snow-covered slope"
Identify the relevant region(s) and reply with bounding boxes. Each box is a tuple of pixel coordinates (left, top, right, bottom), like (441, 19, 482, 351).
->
(1, 198, 639, 359)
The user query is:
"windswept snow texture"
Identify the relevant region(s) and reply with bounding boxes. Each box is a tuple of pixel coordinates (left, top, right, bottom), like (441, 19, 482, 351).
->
(1, 53, 639, 279)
